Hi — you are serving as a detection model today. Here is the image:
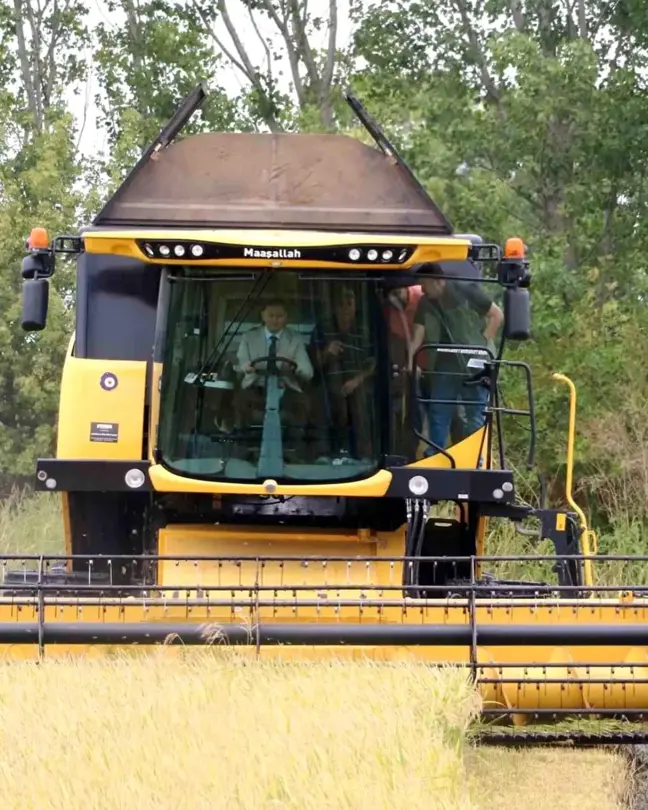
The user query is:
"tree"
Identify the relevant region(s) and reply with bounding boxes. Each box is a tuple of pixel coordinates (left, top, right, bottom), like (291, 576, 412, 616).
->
(187, 0, 344, 131)
(0, 0, 90, 480)
(94, 0, 242, 137)
(351, 0, 648, 255)
(9, 0, 89, 136)
(351, 0, 648, 519)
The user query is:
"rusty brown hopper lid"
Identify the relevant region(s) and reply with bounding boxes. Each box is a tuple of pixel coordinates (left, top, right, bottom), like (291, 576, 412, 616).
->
(93, 131, 452, 235)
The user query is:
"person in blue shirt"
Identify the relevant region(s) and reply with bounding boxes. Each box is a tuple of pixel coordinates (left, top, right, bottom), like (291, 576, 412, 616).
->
(411, 265, 503, 454)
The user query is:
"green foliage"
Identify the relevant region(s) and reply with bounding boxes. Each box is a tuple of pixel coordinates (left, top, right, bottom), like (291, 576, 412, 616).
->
(0, 110, 84, 476)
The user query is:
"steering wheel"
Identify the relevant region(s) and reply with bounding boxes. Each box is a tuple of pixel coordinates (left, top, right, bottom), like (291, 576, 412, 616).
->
(248, 355, 298, 375)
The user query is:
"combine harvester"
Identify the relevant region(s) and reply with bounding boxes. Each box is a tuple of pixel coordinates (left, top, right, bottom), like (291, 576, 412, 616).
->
(12, 84, 648, 742)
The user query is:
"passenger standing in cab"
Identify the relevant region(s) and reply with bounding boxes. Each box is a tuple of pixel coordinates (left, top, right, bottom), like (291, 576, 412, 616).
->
(312, 286, 375, 461)
(382, 281, 425, 460)
(411, 264, 503, 454)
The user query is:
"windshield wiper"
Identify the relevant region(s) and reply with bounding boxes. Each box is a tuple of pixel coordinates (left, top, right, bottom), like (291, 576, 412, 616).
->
(192, 268, 275, 383)
(185, 268, 276, 444)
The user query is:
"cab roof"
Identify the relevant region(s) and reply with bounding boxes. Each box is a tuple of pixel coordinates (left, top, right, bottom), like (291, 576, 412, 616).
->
(93, 131, 452, 236)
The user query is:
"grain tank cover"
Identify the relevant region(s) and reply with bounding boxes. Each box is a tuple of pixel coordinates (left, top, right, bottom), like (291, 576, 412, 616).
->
(93, 131, 452, 235)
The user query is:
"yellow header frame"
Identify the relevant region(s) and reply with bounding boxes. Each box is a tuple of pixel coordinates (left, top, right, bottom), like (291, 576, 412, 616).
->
(81, 227, 471, 270)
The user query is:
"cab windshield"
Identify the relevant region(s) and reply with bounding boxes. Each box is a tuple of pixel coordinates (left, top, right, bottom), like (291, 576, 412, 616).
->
(158, 269, 385, 482)
(157, 266, 502, 482)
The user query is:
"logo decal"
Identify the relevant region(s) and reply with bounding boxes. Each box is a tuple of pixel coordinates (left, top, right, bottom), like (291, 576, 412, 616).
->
(100, 372, 118, 391)
(242, 247, 302, 259)
(90, 422, 119, 443)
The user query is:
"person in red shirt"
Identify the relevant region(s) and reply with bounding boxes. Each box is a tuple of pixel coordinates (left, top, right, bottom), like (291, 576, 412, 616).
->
(382, 283, 426, 460)
(384, 284, 423, 364)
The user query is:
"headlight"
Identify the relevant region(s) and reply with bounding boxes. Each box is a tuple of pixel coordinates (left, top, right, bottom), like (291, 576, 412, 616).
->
(125, 469, 146, 489)
(408, 475, 429, 496)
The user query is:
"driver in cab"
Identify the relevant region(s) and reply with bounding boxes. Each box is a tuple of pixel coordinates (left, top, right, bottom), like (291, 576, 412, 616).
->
(236, 299, 313, 422)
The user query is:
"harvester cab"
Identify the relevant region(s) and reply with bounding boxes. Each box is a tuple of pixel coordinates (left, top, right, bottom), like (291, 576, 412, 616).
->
(10, 83, 648, 741)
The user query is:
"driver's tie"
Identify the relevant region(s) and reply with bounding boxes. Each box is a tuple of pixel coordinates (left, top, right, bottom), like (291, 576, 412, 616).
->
(267, 334, 278, 374)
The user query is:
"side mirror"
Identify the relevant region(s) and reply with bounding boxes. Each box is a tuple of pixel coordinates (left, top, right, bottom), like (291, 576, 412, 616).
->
(21, 278, 49, 331)
(503, 286, 530, 341)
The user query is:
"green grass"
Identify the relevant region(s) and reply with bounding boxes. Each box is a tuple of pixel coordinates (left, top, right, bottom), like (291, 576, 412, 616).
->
(0, 487, 64, 556)
(484, 513, 648, 588)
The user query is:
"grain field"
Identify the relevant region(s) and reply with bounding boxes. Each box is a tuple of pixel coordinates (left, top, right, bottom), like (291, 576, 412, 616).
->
(0, 490, 632, 810)
(0, 654, 480, 810)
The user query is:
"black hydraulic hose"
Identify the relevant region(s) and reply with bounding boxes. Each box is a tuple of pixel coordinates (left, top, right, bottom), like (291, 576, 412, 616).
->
(403, 502, 414, 586)
(412, 504, 427, 587)
(404, 502, 423, 588)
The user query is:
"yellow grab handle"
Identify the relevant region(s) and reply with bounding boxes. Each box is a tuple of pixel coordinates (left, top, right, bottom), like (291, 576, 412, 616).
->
(552, 373, 594, 587)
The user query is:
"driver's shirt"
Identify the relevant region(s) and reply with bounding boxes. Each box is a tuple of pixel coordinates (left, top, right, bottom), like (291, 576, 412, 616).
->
(265, 326, 283, 344)
(236, 325, 314, 392)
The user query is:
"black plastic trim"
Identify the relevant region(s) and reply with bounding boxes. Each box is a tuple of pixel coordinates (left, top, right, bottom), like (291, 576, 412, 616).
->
(35, 459, 151, 492)
(385, 467, 515, 503)
(34, 460, 514, 503)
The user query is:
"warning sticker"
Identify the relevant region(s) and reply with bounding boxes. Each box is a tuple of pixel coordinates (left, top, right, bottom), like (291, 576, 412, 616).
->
(90, 422, 119, 443)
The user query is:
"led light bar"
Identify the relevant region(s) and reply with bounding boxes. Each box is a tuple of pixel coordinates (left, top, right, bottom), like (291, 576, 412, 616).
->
(136, 240, 415, 265)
